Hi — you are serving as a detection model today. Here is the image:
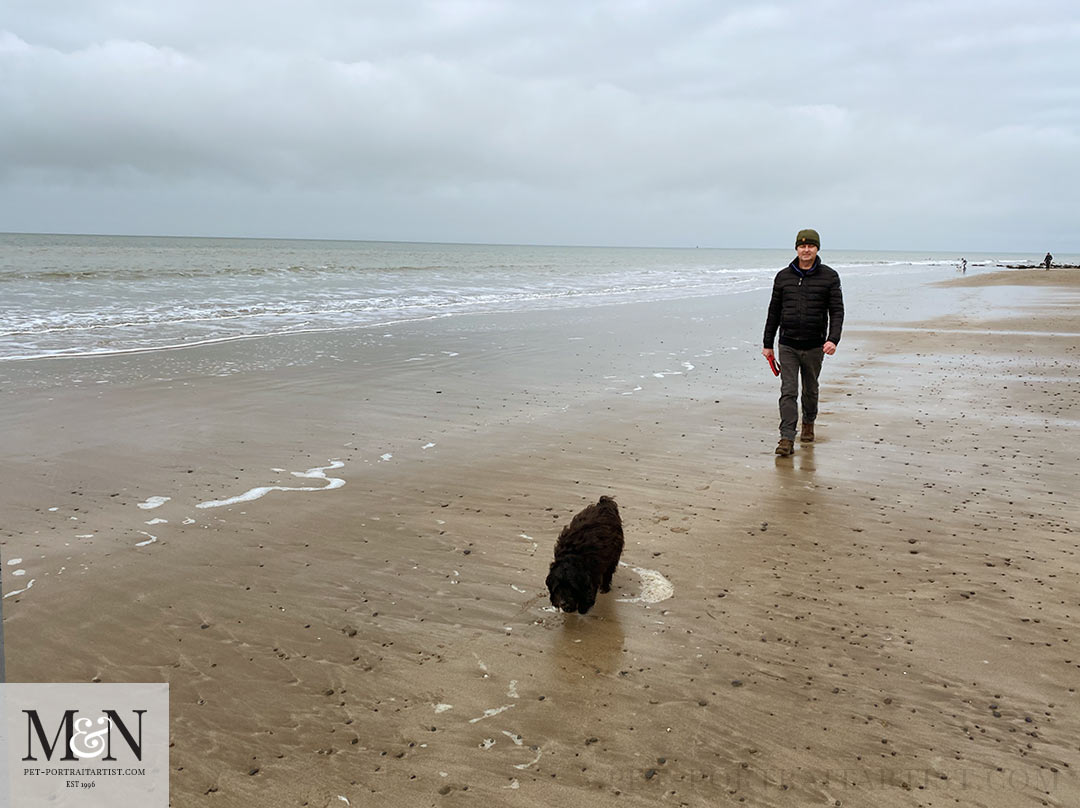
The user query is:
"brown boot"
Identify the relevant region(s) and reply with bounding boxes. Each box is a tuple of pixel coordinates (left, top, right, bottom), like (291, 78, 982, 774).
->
(800, 422, 815, 443)
(775, 438, 794, 456)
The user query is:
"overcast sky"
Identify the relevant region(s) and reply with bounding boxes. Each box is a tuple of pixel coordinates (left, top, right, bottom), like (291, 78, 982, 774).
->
(2, 1, 1077, 250)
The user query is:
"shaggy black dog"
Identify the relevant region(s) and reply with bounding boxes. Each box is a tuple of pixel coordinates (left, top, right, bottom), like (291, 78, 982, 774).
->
(546, 495, 624, 614)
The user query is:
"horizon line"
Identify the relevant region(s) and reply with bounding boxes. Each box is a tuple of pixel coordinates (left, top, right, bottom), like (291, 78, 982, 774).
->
(0, 230, 1064, 256)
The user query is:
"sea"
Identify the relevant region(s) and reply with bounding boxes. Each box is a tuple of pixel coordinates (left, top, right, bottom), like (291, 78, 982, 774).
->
(0, 232, 1044, 363)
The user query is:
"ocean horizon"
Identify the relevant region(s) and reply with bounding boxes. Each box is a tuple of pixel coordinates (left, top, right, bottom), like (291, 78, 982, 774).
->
(2, 229, 1067, 253)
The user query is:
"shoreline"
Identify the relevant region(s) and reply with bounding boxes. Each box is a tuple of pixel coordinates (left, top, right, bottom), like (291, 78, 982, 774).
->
(939, 267, 1080, 286)
(6, 235, 1068, 366)
(3, 269, 1078, 807)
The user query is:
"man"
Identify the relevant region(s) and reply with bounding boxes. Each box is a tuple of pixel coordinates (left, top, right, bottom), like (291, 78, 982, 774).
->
(1044, 252, 1053, 270)
(762, 229, 845, 456)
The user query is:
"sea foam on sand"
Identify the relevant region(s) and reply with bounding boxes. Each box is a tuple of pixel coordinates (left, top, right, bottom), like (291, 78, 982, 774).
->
(196, 461, 345, 509)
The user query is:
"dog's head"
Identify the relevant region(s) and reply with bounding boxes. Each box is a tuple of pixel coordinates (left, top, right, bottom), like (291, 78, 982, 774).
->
(546, 559, 597, 614)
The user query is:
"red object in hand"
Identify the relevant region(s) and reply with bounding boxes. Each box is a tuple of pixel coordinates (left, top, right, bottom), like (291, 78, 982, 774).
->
(766, 354, 780, 376)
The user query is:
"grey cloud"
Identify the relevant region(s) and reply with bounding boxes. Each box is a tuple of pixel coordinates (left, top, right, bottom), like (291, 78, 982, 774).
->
(1, 0, 1078, 249)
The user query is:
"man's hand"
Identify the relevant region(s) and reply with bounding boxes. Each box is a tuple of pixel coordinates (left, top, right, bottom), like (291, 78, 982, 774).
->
(823, 341, 837, 356)
(762, 348, 774, 359)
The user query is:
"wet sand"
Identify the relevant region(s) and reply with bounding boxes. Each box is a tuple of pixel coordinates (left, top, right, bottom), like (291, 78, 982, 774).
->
(2, 269, 1078, 807)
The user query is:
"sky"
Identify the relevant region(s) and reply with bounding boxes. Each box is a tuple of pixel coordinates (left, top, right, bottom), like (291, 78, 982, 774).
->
(1, 0, 1078, 251)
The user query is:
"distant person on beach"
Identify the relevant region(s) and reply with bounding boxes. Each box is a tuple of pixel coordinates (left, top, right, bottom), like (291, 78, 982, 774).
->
(1044, 252, 1053, 269)
(762, 229, 845, 457)
(960, 258, 967, 274)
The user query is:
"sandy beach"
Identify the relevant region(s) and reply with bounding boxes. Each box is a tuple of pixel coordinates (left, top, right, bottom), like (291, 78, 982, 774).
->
(2, 268, 1078, 807)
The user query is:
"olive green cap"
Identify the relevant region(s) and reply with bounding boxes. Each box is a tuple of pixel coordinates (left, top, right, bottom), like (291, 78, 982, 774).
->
(795, 229, 820, 248)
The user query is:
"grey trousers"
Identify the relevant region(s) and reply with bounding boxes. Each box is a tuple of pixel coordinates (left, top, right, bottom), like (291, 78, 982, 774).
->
(778, 344, 824, 440)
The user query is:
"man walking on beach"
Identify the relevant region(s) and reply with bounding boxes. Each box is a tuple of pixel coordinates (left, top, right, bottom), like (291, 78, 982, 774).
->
(1044, 252, 1053, 269)
(762, 229, 845, 456)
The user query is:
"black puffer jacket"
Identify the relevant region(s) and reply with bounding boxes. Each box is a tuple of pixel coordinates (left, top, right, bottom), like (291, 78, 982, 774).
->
(763, 257, 844, 350)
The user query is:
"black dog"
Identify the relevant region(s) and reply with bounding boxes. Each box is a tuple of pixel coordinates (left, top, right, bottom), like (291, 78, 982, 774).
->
(546, 495, 624, 614)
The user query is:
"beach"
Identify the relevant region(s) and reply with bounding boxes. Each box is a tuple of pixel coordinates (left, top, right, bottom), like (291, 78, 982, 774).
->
(2, 266, 1078, 807)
